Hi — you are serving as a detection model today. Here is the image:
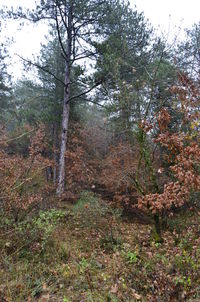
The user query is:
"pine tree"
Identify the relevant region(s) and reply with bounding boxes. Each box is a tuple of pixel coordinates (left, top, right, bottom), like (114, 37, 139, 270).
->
(0, 18, 11, 124)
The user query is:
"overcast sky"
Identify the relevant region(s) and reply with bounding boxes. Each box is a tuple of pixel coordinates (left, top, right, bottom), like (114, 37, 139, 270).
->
(0, 0, 200, 80)
(133, 0, 200, 32)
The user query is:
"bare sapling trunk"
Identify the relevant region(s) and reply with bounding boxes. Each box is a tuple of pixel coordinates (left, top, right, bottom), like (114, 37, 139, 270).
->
(154, 214, 163, 243)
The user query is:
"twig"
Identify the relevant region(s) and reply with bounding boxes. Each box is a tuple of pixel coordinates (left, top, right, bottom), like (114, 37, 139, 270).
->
(4, 129, 35, 143)
(17, 55, 66, 87)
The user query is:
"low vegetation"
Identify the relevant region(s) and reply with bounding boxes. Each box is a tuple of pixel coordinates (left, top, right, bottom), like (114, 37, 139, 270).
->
(0, 192, 200, 301)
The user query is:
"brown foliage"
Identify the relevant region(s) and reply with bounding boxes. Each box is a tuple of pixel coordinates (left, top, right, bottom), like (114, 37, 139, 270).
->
(64, 124, 98, 199)
(100, 141, 139, 206)
(99, 74, 200, 217)
(138, 74, 200, 214)
(0, 125, 51, 215)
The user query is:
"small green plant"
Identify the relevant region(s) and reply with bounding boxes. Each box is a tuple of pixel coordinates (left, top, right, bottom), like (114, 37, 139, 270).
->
(126, 251, 138, 264)
(154, 242, 161, 248)
(31, 279, 43, 298)
(122, 250, 138, 264)
(13, 208, 67, 254)
(174, 250, 198, 272)
(33, 209, 66, 248)
(78, 257, 89, 273)
(174, 275, 192, 289)
(34, 209, 66, 228)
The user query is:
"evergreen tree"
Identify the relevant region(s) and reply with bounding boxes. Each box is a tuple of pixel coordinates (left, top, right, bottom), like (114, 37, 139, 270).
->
(94, 3, 153, 140)
(13, 0, 111, 195)
(0, 18, 11, 124)
(177, 22, 200, 79)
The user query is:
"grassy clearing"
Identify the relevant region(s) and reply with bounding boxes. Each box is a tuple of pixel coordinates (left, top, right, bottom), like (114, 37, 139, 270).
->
(0, 192, 200, 302)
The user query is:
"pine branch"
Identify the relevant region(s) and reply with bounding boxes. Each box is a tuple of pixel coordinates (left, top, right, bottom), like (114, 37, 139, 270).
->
(17, 55, 66, 87)
(68, 81, 102, 103)
(78, 96, 106, 108)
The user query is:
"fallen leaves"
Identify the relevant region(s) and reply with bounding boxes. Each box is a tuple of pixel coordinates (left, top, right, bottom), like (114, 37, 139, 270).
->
(110, 283, 118, 294)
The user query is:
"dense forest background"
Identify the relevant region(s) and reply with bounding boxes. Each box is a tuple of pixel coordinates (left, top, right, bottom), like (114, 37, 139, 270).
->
(0, 1, 199, 301)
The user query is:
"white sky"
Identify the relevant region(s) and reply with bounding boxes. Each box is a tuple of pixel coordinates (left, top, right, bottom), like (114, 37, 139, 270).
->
(0, 0, 200, 80)
(132, 0, 200, 32)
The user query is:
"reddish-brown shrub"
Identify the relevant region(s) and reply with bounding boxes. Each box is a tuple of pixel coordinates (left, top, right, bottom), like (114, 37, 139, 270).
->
(138, 74, 200, 214)
(64, 124, 99, 199)
(100, 141, 139, 206)
(0, 125, 51, 217)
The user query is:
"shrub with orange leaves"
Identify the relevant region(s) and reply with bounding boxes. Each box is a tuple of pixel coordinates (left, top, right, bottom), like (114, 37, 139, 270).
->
(100, 141, 139, 206)
(0, 125, 51, 219)
(138, 73, 200, 215)
(63, 124, 99, 200)
(99, 73, 199, 243)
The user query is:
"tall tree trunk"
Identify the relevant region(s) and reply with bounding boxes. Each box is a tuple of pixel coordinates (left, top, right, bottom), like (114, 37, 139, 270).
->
(53, 124, 58, 184)
(56, 3, 72, 196)
(56, 89, 70, 196)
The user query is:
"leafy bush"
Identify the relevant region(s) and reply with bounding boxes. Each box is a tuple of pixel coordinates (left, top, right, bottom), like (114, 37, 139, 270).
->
(0, 125, 51, 220)
(32, 209, 66, 247)
(0, 208, 67, 258)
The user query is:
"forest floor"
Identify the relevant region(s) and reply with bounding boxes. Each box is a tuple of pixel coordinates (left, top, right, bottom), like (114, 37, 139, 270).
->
(0, 192, 200, 302)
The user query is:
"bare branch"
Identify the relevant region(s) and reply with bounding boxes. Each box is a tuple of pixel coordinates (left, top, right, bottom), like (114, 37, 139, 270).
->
(17, 55, 66, 87)
(55, 12, 68, 59)
(55, 0, 68, 30)
(5, 129, 35, 144)
(68, 81, 102, 103)
(78, 96, 106, 108)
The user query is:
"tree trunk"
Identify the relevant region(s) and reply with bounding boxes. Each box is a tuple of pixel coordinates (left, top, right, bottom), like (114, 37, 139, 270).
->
(53, 124, 58, 184)
(56, 3, 72, 196)
(53, 150, 57, 185)
(56, 93, 70, 196)
(154, 214, 163, 243)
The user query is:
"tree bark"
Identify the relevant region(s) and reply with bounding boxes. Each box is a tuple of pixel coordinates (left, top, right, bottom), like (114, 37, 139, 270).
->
(56, 91, 70, 196)
(53, 124, 58, 184)
(56, 3, 72, 196)
(154, 214, 163, 243)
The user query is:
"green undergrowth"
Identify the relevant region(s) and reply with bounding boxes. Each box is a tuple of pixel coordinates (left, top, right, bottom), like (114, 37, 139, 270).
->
(0, 192, 200, 301)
